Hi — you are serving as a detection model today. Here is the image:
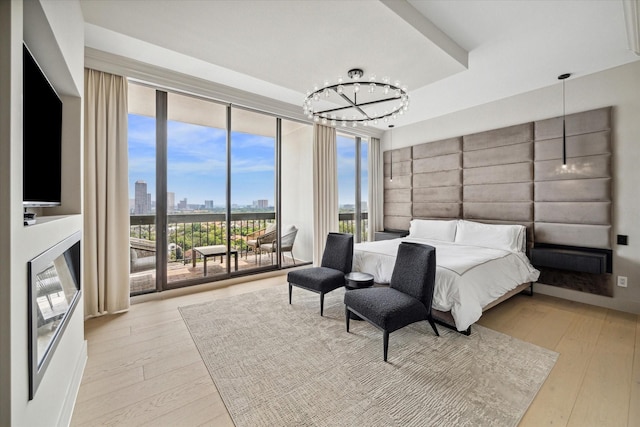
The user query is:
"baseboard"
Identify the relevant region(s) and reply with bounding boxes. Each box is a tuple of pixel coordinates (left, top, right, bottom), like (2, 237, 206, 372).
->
(534, 282, 640, 314)
(57, 340, 87, 427)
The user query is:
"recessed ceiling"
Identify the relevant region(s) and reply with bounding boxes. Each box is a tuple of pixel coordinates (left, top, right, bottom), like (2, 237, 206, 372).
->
(80, 0, 640, 129)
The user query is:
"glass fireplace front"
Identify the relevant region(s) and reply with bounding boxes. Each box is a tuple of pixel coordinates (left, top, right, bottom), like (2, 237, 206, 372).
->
(28, 231, 81, 400)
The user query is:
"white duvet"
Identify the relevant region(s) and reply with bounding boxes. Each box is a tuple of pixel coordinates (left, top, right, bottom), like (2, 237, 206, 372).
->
(352, 237, 540, 331)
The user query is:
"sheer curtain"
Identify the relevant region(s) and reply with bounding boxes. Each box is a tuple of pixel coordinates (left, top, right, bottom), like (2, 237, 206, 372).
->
(83, 69, 130, 317)
(367, 137, 383, 241)
(312, 124, 338, 265)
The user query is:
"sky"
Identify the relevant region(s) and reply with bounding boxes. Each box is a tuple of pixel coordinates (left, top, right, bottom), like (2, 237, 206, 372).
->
(128, 114, 368, 207)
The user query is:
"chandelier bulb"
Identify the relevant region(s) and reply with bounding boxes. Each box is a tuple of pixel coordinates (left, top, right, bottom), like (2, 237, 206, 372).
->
(369, 82, 376, 93)
(337, 85, 344, 94)
(354, 83, 360, 93)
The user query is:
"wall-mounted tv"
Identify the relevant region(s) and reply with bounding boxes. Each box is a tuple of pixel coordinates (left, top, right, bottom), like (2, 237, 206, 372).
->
(23, 43, 62, 208)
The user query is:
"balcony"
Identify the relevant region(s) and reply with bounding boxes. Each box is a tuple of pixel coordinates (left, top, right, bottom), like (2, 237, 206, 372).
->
(129, 212, 367, 295)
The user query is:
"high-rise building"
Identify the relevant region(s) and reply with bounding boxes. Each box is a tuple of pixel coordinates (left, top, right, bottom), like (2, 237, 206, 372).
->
(204, 200, 214, 209)
(178, 198, 188, 210)
(167, 192, 175, 212)
(134, 180, 149, 214)
(253, 199, 268, 209)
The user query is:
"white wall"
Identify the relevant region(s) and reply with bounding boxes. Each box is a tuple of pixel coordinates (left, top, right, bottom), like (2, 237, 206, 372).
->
(1, 1, 86, 426)
(282, 123, 314, 263)
(382, 61, 640, 314)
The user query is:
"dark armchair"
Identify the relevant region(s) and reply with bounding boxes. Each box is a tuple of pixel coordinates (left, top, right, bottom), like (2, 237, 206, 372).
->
(287, 232, 353, 316)
(344, 242, 439, 361)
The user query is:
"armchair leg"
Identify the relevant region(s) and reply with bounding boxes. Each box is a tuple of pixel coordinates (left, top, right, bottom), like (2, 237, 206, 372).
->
(383, 331, 389, 362)
(288, 283, 292, 305)
(345, 306, 350, 332)
(427, 316, 439, 336)
(320, 292, 325, 316)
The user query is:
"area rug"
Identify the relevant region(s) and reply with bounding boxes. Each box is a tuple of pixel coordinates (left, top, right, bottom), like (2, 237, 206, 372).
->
(179, 285, 558, 427)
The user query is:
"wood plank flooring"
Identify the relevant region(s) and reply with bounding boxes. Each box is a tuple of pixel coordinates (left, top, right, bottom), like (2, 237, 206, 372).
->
(71, 276, 639, 426)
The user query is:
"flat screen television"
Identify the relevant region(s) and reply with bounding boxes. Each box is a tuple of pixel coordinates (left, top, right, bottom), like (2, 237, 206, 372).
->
(23, 43, 62, 207)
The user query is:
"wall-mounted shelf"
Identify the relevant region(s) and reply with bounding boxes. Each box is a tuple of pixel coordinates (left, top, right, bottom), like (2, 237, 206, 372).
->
(530, 244, 612, 274)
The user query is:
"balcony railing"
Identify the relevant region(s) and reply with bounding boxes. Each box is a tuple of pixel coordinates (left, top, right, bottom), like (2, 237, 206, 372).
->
(129, 211, 368, 264)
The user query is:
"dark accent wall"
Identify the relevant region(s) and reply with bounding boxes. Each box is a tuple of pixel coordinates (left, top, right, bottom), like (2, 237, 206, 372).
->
(383, 106, 612, 295)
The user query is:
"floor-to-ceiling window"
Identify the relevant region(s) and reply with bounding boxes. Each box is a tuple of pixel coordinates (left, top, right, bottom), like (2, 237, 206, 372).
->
(337, 133, 368, 242)
(127, 82, 313, 295)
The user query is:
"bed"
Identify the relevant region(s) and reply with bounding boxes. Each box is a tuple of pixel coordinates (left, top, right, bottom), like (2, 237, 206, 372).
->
(353, 219, 540, 333)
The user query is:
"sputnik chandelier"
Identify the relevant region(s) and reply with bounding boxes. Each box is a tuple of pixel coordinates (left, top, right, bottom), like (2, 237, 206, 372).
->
(303, 68, 409, 127)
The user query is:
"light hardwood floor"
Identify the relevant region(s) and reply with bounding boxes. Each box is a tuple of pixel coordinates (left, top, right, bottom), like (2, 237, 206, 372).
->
(71, 275, 639, 427)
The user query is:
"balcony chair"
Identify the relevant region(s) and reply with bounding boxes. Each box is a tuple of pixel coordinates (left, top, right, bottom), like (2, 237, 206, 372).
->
(259, 225, 298, 265)
(287, 232, 353, 316)
(344, 241, 439, 362)
(244, 223, 276, 262)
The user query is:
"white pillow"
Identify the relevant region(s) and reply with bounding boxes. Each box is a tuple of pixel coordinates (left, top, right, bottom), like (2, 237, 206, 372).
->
(454, 220, 525, 253)
(408, 219, 457, 242)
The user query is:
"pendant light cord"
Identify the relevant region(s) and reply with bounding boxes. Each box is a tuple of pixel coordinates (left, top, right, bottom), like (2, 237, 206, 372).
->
(558, 73, 571, 166)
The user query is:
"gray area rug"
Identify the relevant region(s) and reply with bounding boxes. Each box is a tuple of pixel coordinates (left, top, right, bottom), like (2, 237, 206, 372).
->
(179, 285, 558, 427)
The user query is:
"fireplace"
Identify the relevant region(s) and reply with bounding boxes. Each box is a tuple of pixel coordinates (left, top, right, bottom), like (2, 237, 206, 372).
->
(28, 231, 81, 400)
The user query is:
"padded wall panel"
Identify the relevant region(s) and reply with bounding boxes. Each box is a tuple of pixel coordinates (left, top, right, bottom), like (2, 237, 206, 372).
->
(413, 186, 462, 203)
(383, 174, 411, 190)
(413, 137, 461, 158)
(384, 188, 411, 203)
(411, 137, 462, 226)
(384, 202, 412, 217)
(534, 107, 611, 141)
(414, 153, 461, 174)
(464, 203, 533, 222)
(383, 147, 412, 163)
(384, 160, 412, 176)
(534, 178, 611, 202)
(463, 162, 533, 185)
(413, 170, 461, 188)
(463, 123, 533, 151)
(534, 223, 612, 249)
(535, 202, 611, 225)
(384, 146, 412, 232)
(534, 155, 611, 181)
(463, 143, 533, 169)
(384, 215, 410, 231)
(413, 202, 462, 219)
(464, 182, 533, 202)
(535, 131, 611, 161)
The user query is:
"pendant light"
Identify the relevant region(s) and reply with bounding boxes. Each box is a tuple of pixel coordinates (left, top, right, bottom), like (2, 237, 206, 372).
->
(389, 125, 394, 182)
(558, 73, 571, 167)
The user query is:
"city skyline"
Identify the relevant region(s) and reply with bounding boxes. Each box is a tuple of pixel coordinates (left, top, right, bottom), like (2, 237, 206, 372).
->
(128, 114, 368, 208)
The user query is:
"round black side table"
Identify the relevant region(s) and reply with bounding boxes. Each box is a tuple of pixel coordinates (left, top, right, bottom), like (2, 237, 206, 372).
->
(344, 272, 375, 320)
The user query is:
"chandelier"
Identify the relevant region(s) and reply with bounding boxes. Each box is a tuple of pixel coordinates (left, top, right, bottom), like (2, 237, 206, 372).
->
(303, 68, 409, 127)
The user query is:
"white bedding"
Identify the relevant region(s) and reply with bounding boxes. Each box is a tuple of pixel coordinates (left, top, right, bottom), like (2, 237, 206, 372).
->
(352, 237, 540, 331)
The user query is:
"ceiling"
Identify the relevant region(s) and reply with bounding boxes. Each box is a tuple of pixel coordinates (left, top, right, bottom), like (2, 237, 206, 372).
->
(79, 0, 639, 130)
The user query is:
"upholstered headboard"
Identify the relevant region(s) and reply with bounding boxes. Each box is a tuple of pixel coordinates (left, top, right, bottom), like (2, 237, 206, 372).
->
(383, 107, 612, 295)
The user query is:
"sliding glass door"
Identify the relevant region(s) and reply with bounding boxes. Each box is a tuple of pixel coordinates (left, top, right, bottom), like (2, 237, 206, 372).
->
(166, 92, 229, 287)
(230, 108, 277, 271)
